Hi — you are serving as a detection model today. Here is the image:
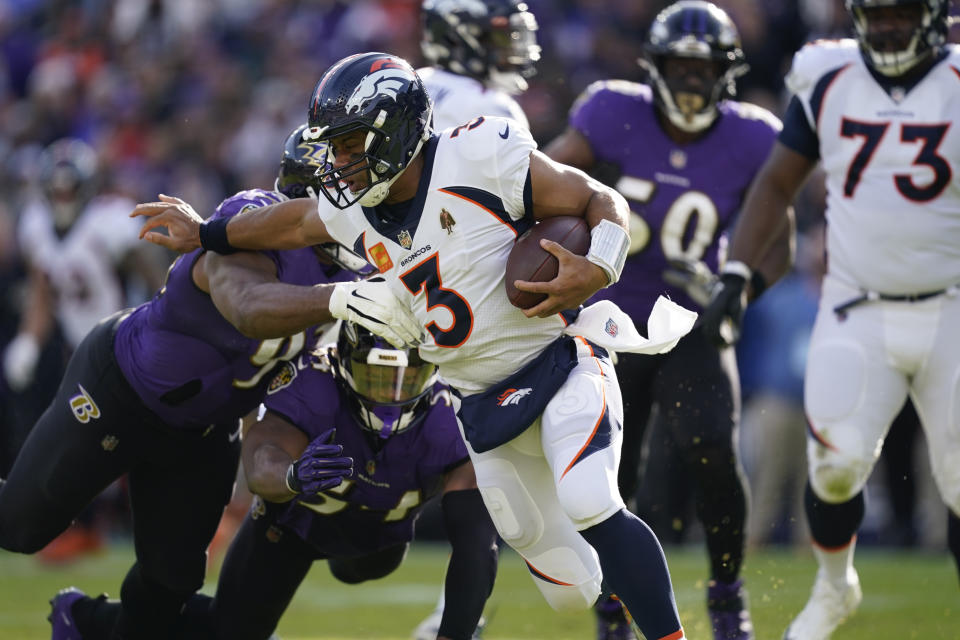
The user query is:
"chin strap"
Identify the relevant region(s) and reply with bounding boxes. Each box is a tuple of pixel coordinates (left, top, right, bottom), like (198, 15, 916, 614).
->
(358, 133, 429, 207)
(372, 405, 403, 439)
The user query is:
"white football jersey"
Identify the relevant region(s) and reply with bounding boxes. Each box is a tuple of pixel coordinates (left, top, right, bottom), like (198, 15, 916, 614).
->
(786, 40, 960, 294)
(18, 193, 143, 348)
(319, 116, 565, 394)
(418, 67, 530, 132)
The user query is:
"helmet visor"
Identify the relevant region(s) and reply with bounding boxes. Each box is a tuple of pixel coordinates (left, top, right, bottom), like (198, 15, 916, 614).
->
(345, 347, 437, 405)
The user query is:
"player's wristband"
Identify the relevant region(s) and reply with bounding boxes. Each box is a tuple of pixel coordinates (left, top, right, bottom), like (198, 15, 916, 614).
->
(284, 463, 301, 495)
(586, 219, 630, 287)
(198, 217, 238, 255)
(720, 260, 752, 282)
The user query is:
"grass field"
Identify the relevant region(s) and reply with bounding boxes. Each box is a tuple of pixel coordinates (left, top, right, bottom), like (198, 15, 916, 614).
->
(2, 542, 956, 639)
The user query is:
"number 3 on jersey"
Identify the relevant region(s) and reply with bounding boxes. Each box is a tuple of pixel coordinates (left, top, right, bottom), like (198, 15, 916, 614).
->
(400, 253, 473, 348)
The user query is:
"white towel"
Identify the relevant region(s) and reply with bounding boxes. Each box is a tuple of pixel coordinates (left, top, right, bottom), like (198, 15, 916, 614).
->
(563, 297, 697, 355)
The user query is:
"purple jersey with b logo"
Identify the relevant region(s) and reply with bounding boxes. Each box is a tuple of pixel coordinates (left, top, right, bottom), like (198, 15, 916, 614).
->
(570, 81, 779, 321)
(263, 358, 468, 557)
(113, 189, 349, 430)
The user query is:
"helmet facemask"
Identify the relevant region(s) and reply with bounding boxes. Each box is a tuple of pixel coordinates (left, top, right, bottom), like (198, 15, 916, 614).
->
(642, 52, 741, 132)
(308, 53, 434, 210)
(421, 0, 540, 95)
(39, 138, 98, 235)
(641, 1, 748, 133)
(275, 123, 330, 200)
(847, 0, 944, 77)
(48, 163, 91, 233)
(314, 119, 427, 209)
(485, 9, 541, 94)
(333, 321, 438, 439)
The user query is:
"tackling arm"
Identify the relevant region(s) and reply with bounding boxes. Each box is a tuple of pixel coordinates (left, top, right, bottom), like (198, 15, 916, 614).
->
(200, 251, 337, 339)
(242, 410, 309, 503)
(437, 461, 498, 640)
(243, 412, 352, 503)
(132, 195, 331, 253)
(220, 197, 332, 250)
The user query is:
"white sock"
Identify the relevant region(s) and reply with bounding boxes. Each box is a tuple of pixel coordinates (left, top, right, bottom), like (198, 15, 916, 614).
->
(813, 535, 857, 585)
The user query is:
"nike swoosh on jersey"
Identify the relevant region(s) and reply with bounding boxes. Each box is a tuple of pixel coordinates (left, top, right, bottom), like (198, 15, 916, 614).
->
(499, 124, 510, 139)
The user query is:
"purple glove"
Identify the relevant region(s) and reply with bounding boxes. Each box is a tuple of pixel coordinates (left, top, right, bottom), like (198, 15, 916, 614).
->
(285, 428, 353, 500)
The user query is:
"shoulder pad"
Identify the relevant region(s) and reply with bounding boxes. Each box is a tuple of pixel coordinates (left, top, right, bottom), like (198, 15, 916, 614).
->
(592, 79, 644, 97)
(571, 79, 646, 116)
(786, 39, 860, 96)
(945, 44, 960, 67)
(728, 101, 783, 133)
(215, 189, 285, 219)
(444, 115, 536, 163)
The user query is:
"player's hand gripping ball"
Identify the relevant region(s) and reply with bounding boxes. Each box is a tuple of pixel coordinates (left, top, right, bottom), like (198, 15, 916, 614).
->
(504, 216, 591, 309)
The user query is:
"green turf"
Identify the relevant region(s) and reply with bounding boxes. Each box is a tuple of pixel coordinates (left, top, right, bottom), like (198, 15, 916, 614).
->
(2, 542, 956, 639)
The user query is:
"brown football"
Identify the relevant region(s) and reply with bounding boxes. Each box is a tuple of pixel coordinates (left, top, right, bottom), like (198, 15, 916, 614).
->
(504, 216, 591, 309)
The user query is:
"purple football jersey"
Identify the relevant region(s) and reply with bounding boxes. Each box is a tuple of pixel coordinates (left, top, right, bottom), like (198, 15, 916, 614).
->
(571, 81, 778, 321)
(113, 189, 351, 430)
(263, 360, 467, 557)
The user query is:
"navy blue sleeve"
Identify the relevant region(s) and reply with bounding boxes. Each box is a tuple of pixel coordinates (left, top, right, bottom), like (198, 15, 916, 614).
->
(777, 96, 820, 160)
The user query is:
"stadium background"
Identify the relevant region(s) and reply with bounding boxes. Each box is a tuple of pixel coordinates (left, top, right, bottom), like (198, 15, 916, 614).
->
(0, 0, 958, 638)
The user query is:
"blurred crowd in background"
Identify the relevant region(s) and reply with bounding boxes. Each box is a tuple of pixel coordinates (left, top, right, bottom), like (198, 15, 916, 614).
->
(0, 0, 957, 564)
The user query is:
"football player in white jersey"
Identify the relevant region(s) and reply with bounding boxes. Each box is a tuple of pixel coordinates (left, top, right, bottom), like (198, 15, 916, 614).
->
(5, 138, 164, 392)
(700, 1, 960, 638)
(135, 52, 698, 640)
(418, 0, 539, 131)
(416, 2, 540, 634)
(0, 138, 166, 563)
(3, 138, 165, 563)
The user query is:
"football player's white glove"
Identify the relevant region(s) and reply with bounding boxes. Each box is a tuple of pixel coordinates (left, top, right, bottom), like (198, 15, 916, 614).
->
(3, 333, 39, 392)
(662, 257, 717, 308)
(329, 277, 422, 349)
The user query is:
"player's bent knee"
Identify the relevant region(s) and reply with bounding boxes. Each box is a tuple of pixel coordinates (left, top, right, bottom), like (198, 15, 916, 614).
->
(810, 462, 866, 504)
(328, 563, 369, 584)
(0, 521, 58, 554)
(555, 479, 620, 527)
(0, 533, 47, 554)
(536, 577, 602, 612)
(553, 453, 623, 527)
(522, 543, 602, 611)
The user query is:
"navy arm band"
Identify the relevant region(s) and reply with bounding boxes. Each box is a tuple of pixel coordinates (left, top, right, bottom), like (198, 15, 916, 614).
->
(198, 217, 239, 255)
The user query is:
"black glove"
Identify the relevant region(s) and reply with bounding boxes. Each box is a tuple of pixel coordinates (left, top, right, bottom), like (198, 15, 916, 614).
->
(701, 268, 749, 347)
(662, 258, 717, 308)
(285, 428, 353, 501)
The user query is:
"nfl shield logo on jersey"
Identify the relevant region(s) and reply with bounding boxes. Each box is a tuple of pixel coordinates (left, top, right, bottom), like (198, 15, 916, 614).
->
(604, 317, 619, 338)
(398, 229, 413, 249)
(669, 149, 687, 169)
